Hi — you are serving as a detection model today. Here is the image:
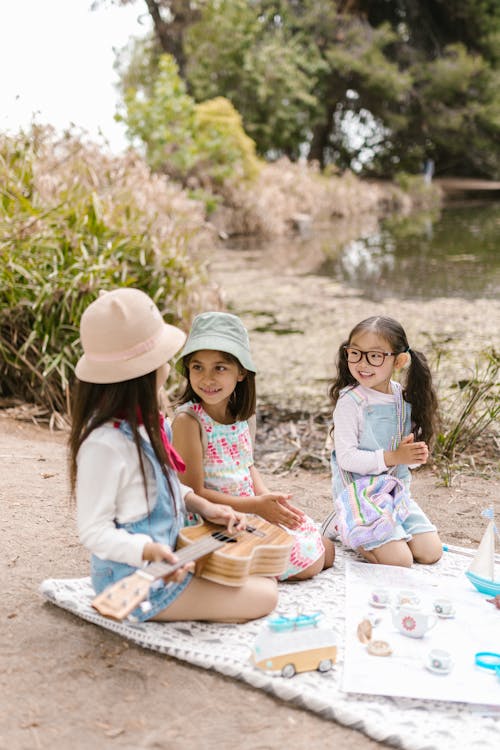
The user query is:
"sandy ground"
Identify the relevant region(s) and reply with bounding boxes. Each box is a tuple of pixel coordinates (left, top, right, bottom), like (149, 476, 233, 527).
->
(2, 237, 499, 750)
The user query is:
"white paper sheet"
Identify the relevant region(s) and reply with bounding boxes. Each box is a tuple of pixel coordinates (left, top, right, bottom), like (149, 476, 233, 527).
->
(343, 559, 500, 705)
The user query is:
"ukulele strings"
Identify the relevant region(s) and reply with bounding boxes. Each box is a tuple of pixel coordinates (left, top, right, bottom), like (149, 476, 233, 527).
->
(146, 525, 247, 578)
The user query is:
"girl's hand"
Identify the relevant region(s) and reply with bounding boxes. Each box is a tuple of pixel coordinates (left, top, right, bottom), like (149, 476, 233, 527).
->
(142, 542, 194, 583)
(386, 434, 429, 467)
(200, 502, 247, 533)
(253, 494, 305, 529)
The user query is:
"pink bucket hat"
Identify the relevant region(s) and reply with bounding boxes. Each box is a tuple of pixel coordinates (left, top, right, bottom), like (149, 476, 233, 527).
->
(75, 288, 186, 384)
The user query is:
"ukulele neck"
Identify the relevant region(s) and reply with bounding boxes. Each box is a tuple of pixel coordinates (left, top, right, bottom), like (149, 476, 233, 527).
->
(144, 530, 231, 578)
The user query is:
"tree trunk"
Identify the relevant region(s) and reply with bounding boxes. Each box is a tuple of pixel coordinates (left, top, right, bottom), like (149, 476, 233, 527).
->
(144, 0, 201, 78)
(308, 102, 336, 168)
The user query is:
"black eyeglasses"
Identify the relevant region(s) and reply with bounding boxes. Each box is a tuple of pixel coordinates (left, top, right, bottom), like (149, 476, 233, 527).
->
(343, 347, 396, 367)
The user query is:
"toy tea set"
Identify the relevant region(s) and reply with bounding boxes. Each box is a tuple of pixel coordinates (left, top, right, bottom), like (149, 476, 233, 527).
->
(357, 587, 457, 674)
(357, 508, 500, 680)
(251, 509, 499, 681)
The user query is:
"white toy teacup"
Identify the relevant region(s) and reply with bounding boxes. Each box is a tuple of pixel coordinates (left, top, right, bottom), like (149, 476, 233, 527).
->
(426, 648, 453, 674)
(433, 598, 455, 617)
(392, 607, 437, 638)
(396, 590, 420, 609)
(369, 588, 391, 608)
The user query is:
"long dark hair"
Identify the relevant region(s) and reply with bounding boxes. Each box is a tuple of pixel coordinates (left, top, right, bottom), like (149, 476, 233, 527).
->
(69, 371, 175, 503)
(177, 351, 256, 421)
(328, 316, 439, 445)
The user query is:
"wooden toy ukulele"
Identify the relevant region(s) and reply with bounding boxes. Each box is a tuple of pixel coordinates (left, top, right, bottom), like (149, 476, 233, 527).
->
(92, 515, 293, 621)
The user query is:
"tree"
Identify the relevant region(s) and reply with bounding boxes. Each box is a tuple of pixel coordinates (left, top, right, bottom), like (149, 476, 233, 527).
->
(352, 0, 500, 176)
(117, 54, 260, 184)
(185, 0, 324, 159)
(94, 0, 204, 76)
(109, 0, 500, 177)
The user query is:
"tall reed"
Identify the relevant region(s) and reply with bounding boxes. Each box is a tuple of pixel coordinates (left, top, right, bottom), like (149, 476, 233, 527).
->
(434, 348, 499, 483)
(0, 127, 211, 420)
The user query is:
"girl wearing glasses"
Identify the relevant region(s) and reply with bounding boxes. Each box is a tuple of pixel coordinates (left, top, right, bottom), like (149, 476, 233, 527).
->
(322, 316, 442, 567)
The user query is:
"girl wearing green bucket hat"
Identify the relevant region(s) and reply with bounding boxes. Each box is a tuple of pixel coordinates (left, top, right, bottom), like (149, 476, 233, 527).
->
(173, 312, 335, 580)
(70, 289, 277, 622)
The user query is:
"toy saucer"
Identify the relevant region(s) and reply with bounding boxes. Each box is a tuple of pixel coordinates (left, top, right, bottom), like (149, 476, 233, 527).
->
(369, 600, 389, 609)
(437, 610, 456, 619)
(426, 662, 452, 675)
(367, 640, 392, 657)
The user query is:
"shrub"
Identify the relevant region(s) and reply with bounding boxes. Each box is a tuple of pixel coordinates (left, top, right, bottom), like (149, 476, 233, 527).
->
(210, 158, 414, 236)
(119, 55, 261, 186)
(434, 348, 500, 483)
(394, 172, 442, 211)
(0, 127, 212, 421)
(195, 97, 260, 184)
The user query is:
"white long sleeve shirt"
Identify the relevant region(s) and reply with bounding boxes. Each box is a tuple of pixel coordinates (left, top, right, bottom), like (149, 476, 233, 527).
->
(76, 423, 192, 568)
(332, 383, 399, 476)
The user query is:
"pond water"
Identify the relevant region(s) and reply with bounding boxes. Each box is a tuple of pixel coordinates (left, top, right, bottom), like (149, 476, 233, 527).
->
(316, 200, 500, 300)
(228, 200, 500, 301)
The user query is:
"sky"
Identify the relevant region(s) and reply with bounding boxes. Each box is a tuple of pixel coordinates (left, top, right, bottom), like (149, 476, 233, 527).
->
(0, 0, 150, 153)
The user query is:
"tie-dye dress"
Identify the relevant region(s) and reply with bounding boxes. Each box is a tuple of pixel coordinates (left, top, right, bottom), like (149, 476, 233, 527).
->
(175, 401, 324, 579)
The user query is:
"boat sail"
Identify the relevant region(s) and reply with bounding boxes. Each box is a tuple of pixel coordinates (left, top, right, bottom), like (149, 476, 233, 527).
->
(465, 508, 500, 596)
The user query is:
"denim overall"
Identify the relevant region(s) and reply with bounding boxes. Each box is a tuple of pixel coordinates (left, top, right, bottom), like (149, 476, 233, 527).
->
(91, 421, 192, 621)
(331, 384, 435, 551)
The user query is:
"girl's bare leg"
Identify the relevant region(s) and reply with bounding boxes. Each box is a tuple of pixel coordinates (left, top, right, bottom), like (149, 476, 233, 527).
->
(153, 575, 278, 623)
(286, 536, 336, 581)
(322, 538, 336, 568)
(358, 540, 414, 567)
(287, 552, 325, 581)
(408, 531, 443, 564)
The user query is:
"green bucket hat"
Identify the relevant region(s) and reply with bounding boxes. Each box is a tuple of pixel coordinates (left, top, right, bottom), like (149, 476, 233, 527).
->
(177, 311, 256, 373)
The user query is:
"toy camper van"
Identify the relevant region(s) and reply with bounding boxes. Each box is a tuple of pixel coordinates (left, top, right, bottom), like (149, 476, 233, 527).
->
(250, 611, 337, 678)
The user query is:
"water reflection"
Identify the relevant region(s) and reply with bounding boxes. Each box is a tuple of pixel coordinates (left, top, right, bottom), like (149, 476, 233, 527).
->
(316, 201, 500, 300)
(224, 201, 500, 300)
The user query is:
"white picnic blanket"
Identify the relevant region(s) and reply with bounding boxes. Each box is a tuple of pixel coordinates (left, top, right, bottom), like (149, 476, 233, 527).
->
(40, 547, 500, 750)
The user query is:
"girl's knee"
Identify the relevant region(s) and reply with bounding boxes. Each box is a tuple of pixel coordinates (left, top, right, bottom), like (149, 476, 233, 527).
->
(391, 551, 413, 568)
(410, 533, 443, 565)
(287, 554, 325, 581)
(413, 544, 443, 565)
(379, 550, 413, 568)
(249, 576, 278, 617)
(322, 538, 336, 569)
(264, 577, 279, 611)
(361, 542, 413, 568)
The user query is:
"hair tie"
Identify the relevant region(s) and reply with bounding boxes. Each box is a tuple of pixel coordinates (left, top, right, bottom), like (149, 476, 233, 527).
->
(406, 346, 412, 354)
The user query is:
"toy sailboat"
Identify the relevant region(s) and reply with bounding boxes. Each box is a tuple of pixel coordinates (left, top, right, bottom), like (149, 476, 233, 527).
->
(465, 508, 500, 596)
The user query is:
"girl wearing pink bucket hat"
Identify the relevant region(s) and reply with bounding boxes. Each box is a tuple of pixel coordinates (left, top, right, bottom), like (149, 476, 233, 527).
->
(172, 311, 335, 581)
(70, 289, 277, 622)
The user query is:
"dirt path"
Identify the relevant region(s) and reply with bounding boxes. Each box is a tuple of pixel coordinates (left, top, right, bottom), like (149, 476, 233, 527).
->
(1, 414, 495, 750)
(2, 239, 499, 750)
